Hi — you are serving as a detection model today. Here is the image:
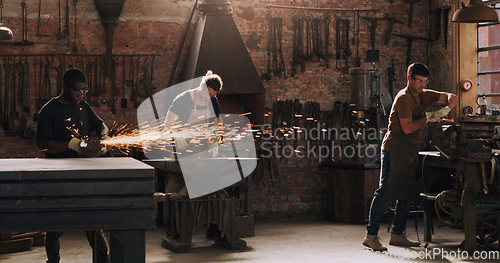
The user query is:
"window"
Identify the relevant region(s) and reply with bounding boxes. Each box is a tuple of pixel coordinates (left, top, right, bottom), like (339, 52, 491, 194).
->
(477, 1, 500, 104)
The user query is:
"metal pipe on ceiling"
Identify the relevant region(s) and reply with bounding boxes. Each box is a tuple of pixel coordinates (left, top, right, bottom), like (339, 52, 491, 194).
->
(266, 4, 379, 13)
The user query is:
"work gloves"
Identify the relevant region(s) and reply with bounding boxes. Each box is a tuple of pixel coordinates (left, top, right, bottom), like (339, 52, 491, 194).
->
(68, 137, 84, 155)
(426, 106, 451, 123)
(68, 137, 106, 157)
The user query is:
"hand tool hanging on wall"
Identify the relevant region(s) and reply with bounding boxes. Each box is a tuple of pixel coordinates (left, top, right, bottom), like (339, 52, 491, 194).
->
(72, 0, 78, 53)
(31, 58, 38, 121)
(384, 15, 403, 45)
(335, 16, 341, 69)
(354, 9, 361, 67)
(138, 56, 159, 119)
(133, 56, 141, 107)
(15, 0, 33, 45)
(2, 58, 10, 129)
(84, 57, 93, 103)
(107, 57, 118, 114)
(341, 18, 352, 73)
(263, 14, 272, 80)
(36, 0, 50, 37)
(16, 61, 25, 107)
(8, 59, 16, 133)
(267, 16, 286, 78)
(136, 57, 151, 99)
(276, 17, 286, 78)
(305, 16, 312, 61)
(323, 12, 331, 68)
(291, 15, 305, 76)
(387, 59, 395, 100)
(64, 0, 70, 43)
(362, 16, 384, 62)
(403, 0, 420, 28)
(35, 57, 45, 112)
(392, 33, 431, 66)
(92, 57, 100, 107)
(57, 0, 62, 39)
(42, 56, 53, 105)
(128, 56, 137, 103)
(21, 1, 27, 41)
(430, 8, 441, 41)
(53, 56, 63, 95)
(442, 5, 451, 49)
(99, 56, 107, 104)
(19, 57, 33, 137)
(312, 15, 330, 67)
(121, 56, 127, 108)
(311, 18, 321, 62)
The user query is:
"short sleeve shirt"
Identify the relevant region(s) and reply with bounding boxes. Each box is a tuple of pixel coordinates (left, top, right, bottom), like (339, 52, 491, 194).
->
(36, 98, 104, 158)
(381, 88, 441, 152)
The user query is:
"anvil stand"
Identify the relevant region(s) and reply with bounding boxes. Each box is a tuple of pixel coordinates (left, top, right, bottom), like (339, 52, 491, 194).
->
(144, 141, 251, 253)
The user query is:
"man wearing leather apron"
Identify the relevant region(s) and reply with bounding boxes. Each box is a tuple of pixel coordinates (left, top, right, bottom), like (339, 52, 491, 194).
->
(163, 70, 223, 196)
(362, 63, 458, 251)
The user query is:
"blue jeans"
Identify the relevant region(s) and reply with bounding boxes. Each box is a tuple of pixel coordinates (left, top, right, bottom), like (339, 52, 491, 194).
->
(366, 151, 411, 236)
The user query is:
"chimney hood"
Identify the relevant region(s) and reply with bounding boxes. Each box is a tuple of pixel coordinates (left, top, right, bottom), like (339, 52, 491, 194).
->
(181, 0, 266, 95)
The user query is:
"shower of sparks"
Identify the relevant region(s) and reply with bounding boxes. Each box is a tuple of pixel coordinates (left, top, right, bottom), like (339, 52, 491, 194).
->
(97, 119, 253, 155)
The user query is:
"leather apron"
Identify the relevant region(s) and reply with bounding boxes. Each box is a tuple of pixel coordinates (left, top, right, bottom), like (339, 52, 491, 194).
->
(388, 101, 422, 200)
(177, 93, 218, 157)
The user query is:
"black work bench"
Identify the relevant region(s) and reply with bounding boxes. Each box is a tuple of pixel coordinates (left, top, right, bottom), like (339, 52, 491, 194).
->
(419, 151, 498, 251)
(0, 157, 156, 263)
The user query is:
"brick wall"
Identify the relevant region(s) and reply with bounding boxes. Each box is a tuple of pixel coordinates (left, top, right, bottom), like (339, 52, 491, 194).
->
(0, 0, 454, 216)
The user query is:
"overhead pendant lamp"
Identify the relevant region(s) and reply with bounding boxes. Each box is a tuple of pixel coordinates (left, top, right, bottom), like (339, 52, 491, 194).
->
(452, 0, 499, 23)
(0, 24, 13, 41)
(0, 0, 13, 41)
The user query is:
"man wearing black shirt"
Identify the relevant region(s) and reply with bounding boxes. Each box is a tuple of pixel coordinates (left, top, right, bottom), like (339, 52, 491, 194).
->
(36, 68, 109, 263)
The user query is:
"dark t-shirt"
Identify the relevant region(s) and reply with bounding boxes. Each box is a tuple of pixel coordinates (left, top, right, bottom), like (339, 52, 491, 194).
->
(36, 98, 104, 158)
(168, 90, 221, 124)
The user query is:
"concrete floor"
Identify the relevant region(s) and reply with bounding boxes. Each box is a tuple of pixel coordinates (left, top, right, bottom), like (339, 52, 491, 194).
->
(1, 216, 499, 263)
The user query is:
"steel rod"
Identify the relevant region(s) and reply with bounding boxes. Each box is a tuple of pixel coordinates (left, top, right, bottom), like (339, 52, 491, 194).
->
(266, 4, 379, 12)
(0, 53, 160, 57)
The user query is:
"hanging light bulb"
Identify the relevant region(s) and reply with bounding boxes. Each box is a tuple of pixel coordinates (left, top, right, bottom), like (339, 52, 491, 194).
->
(0, 24, 13, 41)
(0, 0, 13, 41)
(452, 0, 499, 23)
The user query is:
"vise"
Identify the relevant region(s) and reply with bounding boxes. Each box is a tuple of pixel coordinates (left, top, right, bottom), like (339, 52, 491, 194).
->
(425, 123, 492, 160)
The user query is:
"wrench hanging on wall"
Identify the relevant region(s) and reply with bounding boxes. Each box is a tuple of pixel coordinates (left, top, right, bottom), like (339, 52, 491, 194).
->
(14, 0, 34, 45)
(72, 0, 78, 52)
(37, 0, 50, 36)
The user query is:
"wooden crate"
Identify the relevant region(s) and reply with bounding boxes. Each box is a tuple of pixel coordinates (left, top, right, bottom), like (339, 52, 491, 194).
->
(326, 168, 380, 224)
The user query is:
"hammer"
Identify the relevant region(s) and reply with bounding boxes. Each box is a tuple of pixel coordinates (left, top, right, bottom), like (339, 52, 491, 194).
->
(403, 0, 420, 28)
(441, 5, 451, 49)
(392, 33, 431, 66)
(362, 16, 385, 50)
(362, 16, 385, 62)
(384, 15, 403, 45)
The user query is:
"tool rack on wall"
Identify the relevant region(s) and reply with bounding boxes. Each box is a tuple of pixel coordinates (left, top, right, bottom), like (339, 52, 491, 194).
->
(0, 53, 159, 137)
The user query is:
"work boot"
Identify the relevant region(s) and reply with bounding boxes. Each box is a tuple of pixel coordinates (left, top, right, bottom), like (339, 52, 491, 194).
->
(389, 233, 420, 247)
(362, 234, 388, 251)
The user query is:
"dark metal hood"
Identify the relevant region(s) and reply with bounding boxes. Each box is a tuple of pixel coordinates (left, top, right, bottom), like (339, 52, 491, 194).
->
(181, 0, 266, 95)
